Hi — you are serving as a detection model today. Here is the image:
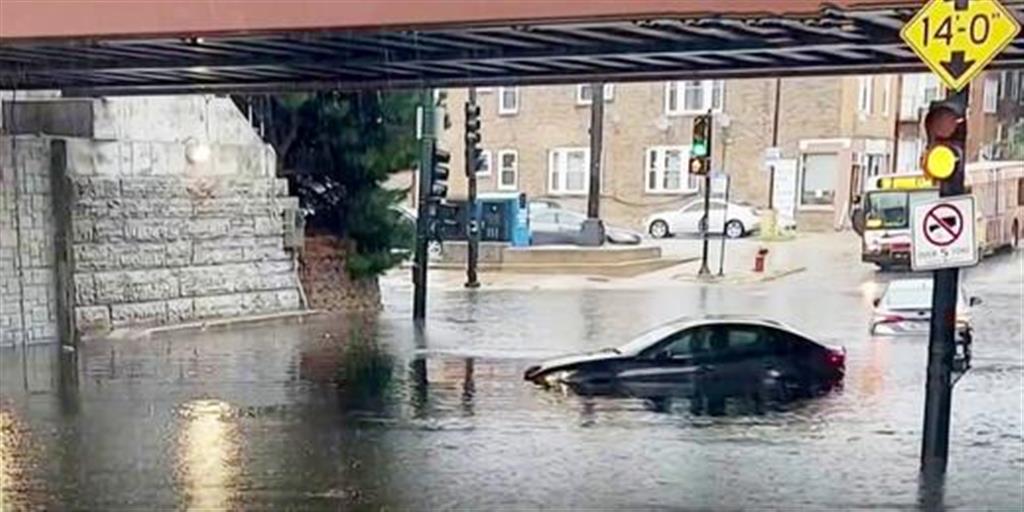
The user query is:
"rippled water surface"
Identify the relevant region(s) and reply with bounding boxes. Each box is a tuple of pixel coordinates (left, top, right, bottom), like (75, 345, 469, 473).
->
(1, 252, 1021, 510)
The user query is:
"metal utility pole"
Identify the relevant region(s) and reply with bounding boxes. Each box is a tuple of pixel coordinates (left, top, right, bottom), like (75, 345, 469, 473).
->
(768, 78, 782, 210)
(581, 82, 606, 246)
(412, 89, 436, 322)
(920, 86, 968, 477)
(717, 174, 730, 276)
(464, 87, 481, 289)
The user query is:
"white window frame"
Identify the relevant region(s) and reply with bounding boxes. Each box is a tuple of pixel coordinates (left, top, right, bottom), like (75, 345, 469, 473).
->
(576, 84, 615, 105)
(983, 77, 999, 113)
(798, 152, 839, 210)
(496, 150, 518, 190)
(881, 75, 892, 116)
(858, 77, 873, 115)
(665, 80, 723, 116)
(548, 147, 591, 196)
(476, 150, 493, 176)
(645, 146, 699, 194)
(498, 86, 519, 115)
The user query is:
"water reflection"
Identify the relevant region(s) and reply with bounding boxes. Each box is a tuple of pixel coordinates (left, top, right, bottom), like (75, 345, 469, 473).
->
(175, 399, 240, 511)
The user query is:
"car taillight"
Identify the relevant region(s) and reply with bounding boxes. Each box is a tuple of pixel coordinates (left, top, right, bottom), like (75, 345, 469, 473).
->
(879, 314, 905, 323)
(825, 348, 846, 369)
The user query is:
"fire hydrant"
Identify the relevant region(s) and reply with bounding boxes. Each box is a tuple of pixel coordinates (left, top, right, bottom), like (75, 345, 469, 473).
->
(753, 247, 769, 273)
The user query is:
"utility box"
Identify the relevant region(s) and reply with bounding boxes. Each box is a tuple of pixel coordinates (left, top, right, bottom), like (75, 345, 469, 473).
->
(475, 192, 531, 247)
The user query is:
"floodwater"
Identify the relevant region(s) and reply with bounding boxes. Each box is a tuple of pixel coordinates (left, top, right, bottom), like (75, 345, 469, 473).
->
(1, 251, 1021, 510)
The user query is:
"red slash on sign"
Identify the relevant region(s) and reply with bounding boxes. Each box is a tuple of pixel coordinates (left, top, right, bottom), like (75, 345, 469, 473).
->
(923, 203, 963, 247)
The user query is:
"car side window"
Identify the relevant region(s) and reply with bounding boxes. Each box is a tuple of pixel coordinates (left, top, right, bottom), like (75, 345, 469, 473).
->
(709, 325, 769, 359)
(533, 211, 557, 224)
(682, 202, 703, 213)
(652, 327, 710, 360)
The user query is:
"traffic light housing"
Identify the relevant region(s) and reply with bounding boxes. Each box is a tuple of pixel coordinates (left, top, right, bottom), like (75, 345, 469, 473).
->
(465, 102, 485, 175)
(921, 99, 966, 182)
(429, 142, 450, 202)
(689, 114, 712, 176)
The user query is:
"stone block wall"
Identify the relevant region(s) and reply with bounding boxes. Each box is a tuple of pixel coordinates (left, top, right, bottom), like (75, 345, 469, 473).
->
(70, 173, 302, 335)
(2, 95, 306, 343)
(0, 136, 58, 347)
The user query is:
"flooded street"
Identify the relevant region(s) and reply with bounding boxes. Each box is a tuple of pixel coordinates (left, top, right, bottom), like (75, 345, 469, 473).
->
(2, 250, 1022, 510)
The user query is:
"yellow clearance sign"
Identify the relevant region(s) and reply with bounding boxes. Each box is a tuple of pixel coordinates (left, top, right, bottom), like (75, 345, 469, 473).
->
(901, 0, 1021, 91)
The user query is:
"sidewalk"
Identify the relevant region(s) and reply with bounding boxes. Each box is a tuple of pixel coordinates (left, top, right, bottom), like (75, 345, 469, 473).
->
(382, 231, 865, 291)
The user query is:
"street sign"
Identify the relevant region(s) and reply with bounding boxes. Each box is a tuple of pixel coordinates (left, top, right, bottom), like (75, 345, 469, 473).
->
(900, 0, 1021, 92)
(911, 195, 978, 270)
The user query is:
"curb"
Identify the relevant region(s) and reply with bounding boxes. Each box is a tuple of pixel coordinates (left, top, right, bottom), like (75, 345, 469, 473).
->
(105, 310, 322, 340)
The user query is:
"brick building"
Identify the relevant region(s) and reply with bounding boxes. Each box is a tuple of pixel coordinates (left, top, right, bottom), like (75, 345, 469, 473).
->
(439, 72, 1021, 232)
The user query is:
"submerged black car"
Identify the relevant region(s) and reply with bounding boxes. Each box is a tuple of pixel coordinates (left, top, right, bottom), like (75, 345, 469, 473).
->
(525, 317, 845, 405)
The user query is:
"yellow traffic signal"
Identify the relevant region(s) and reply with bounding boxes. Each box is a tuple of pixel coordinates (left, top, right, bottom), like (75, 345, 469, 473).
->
(923, 145, 958, 181)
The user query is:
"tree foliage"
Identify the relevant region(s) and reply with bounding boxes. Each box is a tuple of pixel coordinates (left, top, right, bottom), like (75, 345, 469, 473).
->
(245, 91, 418, 278)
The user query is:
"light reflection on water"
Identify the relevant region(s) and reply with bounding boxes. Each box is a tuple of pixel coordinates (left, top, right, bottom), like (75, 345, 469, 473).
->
(175, 399, 240, 511)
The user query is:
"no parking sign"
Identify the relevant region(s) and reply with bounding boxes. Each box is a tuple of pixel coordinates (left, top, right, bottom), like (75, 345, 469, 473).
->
(911, 195, 978, 271)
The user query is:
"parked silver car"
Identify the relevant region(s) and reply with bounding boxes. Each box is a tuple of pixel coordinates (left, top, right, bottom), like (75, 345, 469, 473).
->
(530, 207, 642, 245)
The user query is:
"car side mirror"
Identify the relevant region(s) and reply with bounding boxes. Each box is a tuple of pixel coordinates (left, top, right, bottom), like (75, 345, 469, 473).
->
(872, 298, 880, 307)
(969, 296, 982, 306)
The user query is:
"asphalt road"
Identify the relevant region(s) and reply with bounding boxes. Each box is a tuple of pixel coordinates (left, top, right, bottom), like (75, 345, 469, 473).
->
(1, 246, 1021, 510)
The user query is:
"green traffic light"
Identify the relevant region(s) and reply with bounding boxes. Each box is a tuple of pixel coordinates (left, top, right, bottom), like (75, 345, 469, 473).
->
(691, 142, 708, 157)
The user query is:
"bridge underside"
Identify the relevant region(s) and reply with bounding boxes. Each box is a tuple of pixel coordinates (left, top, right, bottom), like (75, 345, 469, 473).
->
(1, 2, 1022, 95)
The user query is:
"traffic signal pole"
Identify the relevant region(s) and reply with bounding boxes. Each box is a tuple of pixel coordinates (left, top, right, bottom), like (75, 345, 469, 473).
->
(920, 86, 968, 478)
(697, 112, 714, 277)
(413, 89, 436, 322)
(465, 87, 481, 289)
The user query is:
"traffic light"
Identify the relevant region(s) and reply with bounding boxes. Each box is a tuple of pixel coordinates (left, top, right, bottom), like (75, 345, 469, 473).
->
(921, 99, 966, 182)
(689, 114, 712, 176)
(429, 142, 450, 202)
(465, 101, 485, 175)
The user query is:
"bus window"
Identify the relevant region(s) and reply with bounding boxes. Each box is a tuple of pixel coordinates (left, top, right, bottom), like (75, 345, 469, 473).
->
(864, 192, 909, 229)
(1018, 178, 1024, 206)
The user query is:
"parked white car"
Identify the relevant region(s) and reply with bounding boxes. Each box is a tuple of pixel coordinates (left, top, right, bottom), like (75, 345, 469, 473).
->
(644, 199, 761, 239)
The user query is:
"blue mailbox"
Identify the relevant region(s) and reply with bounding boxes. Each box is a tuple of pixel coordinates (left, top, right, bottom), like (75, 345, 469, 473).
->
(474, 192, 530, 247)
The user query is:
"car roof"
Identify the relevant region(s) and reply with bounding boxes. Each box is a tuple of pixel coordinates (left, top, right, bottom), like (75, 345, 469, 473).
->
(619, 315, 808, 355)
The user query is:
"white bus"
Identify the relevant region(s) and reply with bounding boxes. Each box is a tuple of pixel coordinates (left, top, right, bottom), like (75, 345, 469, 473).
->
(854, 161, 1024, 270)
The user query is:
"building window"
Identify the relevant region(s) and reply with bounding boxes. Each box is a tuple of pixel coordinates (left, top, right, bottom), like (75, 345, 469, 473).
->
(548, 147, 590, 195)
(858, 77, 873, 115)
(477, 150, 492, 176)
(497, 150, 518, 190)
(881, 75, 892, 116)
(799, 153, 838, 207)
(983, 78, 999, 113)
(897, 138, 922, 174)
(498, 87, 519, 115)
(645, 146, 699, 194)
(665, 80, 723, 115)
(576, 84, 614, 105)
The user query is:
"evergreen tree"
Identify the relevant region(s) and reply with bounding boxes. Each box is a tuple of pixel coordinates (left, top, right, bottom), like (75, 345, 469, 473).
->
(244, 91, 418, 278)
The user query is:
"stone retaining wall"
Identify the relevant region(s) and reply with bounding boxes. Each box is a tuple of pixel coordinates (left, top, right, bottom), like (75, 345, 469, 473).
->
(1, 95, 308, 345)
(0, 137, 57, 346)
(70, 173, 302, 335)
